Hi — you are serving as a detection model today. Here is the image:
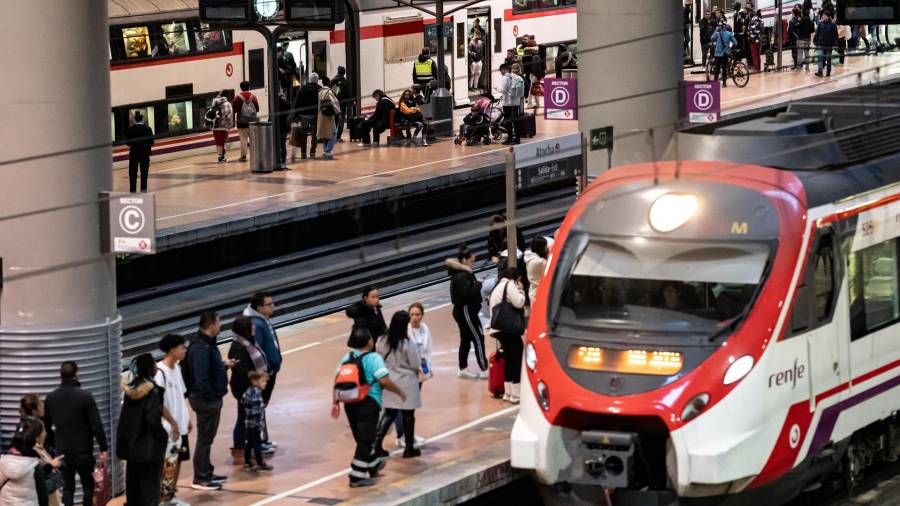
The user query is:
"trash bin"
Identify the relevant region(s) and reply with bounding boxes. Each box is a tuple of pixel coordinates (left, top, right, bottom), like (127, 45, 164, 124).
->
(562, 69, 578, 80)
(249, 121, 275, 173)
(430, 88, 454, 137)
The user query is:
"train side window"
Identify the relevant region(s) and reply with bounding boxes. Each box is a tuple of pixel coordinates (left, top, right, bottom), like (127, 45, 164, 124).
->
(813, 235, 836, 323)
(248, 49, 265, 90)
(850, 238, 900, 340)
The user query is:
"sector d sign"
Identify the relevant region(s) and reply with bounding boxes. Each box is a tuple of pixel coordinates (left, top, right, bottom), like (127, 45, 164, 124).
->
(684, 81, 721, 124)
(545, 78, 577, 121)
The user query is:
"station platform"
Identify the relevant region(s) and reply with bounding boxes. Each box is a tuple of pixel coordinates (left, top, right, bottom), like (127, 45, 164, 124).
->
(114, 113, 577, 253)
(111, 284, 523, 506)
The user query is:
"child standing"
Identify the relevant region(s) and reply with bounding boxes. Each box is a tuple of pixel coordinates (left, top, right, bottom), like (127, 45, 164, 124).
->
(242, 371, 273, 472)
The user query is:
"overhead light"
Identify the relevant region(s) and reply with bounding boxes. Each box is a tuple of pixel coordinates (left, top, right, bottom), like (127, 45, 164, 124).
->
(649, 193, 698, 233)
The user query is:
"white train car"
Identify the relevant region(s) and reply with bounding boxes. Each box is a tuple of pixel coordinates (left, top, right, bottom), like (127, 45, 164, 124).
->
(107, 0, 576, 166)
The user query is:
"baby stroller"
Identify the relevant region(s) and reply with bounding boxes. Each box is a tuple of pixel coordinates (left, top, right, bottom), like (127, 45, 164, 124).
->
(455, 100, 492, 145)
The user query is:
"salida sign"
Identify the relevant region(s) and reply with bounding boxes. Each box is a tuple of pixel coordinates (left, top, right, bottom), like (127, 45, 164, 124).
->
(513, 133, 581, 190)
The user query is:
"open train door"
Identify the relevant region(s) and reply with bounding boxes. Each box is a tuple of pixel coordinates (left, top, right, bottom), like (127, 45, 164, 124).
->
(466, 6, 491, 100)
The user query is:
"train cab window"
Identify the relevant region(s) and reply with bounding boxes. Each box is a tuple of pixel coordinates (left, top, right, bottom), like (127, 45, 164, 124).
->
(790, 232, 837, 336)
(849, 238, 900, 340)
(813, 236, 836, 323)
(550, 237, 769, 339)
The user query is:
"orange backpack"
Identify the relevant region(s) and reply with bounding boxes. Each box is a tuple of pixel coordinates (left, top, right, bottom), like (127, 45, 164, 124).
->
(334, 352, 372, 403)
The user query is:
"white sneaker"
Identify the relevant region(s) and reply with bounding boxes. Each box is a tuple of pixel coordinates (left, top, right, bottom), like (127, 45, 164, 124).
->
(502, 382, 512, 402)
(477, 370, 489, 380)
(458, 368, 478, 379)
(357, 143, 370, 148)
(396, 437, 405, 448)
(509, 383, 521, 404)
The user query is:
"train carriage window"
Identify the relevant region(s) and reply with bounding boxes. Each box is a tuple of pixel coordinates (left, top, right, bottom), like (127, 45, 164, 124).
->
(159, 21, 191, 56)
(813, 235, 837, 323)
(788, 231, 838, 337)
(849, 238, 900, 340)
(424, 22, 453, 54)
(120, 25, 153, 59)
(248, 49, 266, 90)
(195, 22, 231, 52)
(512, 0, 576, 15)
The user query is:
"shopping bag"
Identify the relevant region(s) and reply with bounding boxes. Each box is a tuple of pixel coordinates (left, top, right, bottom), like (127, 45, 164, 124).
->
(92, 460, 111, 506)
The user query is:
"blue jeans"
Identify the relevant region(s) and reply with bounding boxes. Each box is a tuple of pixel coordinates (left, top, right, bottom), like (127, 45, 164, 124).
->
(323, 133, 337, 154)
(817, 48, 833, 75)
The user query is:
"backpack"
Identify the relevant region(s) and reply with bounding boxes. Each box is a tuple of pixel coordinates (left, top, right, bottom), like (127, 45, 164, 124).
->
(320, 94, 336, 117)
(238, 94, 257, 123)
(334, 352, 371, 403)
(203, 104, 221, 129)
(509, 73, 525, 99)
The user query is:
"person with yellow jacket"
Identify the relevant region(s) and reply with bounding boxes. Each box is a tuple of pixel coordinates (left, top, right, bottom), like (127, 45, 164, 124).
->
(397, 88, 429, 147)
(412, 48, 438, 100)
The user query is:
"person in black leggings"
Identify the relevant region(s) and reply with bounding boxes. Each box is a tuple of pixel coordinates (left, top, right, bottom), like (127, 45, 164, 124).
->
(489, 267, 526, 404)
(447, 244, 487, 379)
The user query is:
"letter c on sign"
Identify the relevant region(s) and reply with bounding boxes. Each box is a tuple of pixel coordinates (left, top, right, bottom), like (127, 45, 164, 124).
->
(225, 63, 234, 77)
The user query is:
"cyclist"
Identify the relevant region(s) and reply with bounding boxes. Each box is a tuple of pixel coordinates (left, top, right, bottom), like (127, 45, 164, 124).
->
(711, 23, 738, 87)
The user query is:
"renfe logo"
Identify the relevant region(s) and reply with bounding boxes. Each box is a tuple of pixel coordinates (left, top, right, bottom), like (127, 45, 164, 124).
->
(769, 359, 805, 390)
(536, 143, 562, 158)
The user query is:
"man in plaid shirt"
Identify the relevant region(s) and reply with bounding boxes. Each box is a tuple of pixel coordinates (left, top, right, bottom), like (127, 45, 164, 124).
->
(241, 371, 272, 471)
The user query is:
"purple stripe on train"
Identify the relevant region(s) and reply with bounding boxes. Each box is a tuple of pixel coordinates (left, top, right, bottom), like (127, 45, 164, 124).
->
(809, 372, 900, 454)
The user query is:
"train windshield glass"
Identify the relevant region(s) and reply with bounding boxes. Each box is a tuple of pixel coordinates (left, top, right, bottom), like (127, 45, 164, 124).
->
(553, 237, 770, 336)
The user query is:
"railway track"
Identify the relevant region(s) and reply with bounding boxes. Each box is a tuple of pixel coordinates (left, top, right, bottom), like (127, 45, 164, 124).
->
(118, 186, 575, 359)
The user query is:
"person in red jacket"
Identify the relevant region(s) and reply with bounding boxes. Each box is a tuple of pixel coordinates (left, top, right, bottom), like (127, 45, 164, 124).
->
(232, 81, 259, 162)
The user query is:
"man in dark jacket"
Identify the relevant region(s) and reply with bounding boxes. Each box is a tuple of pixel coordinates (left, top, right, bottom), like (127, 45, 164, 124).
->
(43, 361, 108, 506)
(293, 73, 321, 159)
(345, 286, 387, 342)
(332, 66, 350, 141)
(815, 10, 838, 77)
(699, 10, 713, 67)
(126, 111, 154, 193)
(186, 311, 232, 490)
(358, 90, 395, 147)
(447, 247, 487, 379)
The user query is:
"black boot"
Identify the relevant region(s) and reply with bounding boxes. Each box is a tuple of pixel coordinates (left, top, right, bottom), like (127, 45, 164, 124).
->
(402, 413, 421, 459)
(373, 413, 392, 458)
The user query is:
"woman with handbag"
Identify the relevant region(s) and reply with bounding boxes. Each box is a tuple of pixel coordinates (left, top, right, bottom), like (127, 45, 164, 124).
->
(489, 267, 527, 404)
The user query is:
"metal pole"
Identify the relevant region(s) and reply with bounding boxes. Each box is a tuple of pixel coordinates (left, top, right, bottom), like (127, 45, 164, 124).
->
(578, 134, 588, 196)
(505, 148, 517, 270)
(776, 0, 783, 70)
(267, 28, 282, 169)
(436, 0, 445, 91)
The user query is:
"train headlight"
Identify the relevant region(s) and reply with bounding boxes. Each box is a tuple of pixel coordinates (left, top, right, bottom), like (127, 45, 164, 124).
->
(723, 355, 754, 385)
(649, 193, 698, 233)
(526, 343, 537, 372)
(536, 381, 550, 411)
(680, 392, 710, 423)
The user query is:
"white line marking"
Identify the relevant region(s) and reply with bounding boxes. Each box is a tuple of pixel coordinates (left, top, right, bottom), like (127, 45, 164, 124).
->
(156, 148, 508, 222)
(280, 340, 322, 356)
(249, 406, 518, 505)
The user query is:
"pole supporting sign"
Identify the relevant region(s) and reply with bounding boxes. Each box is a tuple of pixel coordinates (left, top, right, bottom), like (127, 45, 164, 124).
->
(100, 192, 156, 255)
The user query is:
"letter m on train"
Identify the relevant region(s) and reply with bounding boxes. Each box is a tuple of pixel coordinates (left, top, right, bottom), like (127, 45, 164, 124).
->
(731, 222, 749, 235)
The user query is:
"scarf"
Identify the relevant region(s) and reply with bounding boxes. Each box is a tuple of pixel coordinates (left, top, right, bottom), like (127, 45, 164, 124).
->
(234, 334, 268, 372)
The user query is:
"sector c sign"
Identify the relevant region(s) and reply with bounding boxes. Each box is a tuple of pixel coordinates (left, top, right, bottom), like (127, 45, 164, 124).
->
(100, 192, 156, 255)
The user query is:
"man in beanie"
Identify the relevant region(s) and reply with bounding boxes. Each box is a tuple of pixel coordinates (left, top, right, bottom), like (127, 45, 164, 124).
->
(293, 72, 322, 159)
(332, 66, 350, 141)
(154, 334, 192, 504)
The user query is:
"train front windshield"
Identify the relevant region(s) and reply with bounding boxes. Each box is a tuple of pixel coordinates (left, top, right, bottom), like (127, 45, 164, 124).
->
(552, 236, 771, 337)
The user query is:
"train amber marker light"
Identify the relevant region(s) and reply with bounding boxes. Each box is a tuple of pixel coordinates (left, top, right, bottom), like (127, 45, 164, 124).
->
(567, 346, 684, 376)
(649, 193, 698, 232)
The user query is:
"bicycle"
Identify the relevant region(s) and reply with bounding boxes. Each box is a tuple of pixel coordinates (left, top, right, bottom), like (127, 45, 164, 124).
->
(704, 46, 750, 88)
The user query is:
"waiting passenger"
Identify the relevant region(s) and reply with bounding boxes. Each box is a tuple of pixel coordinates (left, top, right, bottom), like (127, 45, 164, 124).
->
(17, 395, 62, 506)
(334, 327, 406, 488)
(227, 316, 268, 466)
(358, 90, 395, 147)
(490, 267, 527, 404)
(233, 81, 259, 162)
(447, 244, 488, 379)
(412, 48, 437, 101)
(117, 354, 167, 506)
(154, 334, 192, 505)
(498, 64, 524, 145)
(241, 370, 273, 472)
(345, 286, 387, 341)
(374, 311, 423, 459)
(397, 88, 429, 147)
(331, 66, 350, 141)
(0, 418, 50, 506)
(125, 111, 154, 193)
(396, 302, 432, 449)
(711, 24, 737, 87)
(317, 76, 341, 159)
(243, 292, 282, 454)
(206, 90, 233, 163)
(525, 236, 550, 304)
(292, 73, 321, 159)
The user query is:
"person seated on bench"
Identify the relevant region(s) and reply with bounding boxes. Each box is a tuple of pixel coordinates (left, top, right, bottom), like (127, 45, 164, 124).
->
(358, 89, 396, 147)
(397, 88, 429, 147)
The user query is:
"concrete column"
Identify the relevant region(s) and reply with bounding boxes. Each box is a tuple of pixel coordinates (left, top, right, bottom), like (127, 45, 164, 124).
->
(577, 1, 684, 174)
(0, 0, 121, 491)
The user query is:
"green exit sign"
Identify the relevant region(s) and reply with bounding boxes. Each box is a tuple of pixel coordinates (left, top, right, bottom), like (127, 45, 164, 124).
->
(590, 126, 613, 151)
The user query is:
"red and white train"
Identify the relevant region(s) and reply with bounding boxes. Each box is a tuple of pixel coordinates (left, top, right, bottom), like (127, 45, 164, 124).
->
(107, 0, 576, 166)
(512, 103, 900, 505)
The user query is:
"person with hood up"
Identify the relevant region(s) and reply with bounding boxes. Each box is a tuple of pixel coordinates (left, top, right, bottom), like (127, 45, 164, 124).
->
(292, 73, 321, 159)
(447, 243, 488, 379)
(345, 286, 387, 342)
(207, 90, 233, 163)
(317, 76, 342, 159)
(412, 48, 438, 101)
(0, 418, 50, 506)
(117, 353, 167, 506)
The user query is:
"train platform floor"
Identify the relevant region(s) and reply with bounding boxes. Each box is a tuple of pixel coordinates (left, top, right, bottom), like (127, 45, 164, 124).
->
(685, 51, 900, 113)
(109, 283, 522, 506)
(114, 112, 577, 252)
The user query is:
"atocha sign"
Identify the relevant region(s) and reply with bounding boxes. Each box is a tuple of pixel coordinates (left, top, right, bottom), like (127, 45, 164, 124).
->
(513, 133, 581, 191)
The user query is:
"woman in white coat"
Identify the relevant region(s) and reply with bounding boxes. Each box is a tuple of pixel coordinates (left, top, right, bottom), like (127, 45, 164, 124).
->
(373, 311, 423, 459)
(395, 302, 432, 448)
(490, 267, 527, 403)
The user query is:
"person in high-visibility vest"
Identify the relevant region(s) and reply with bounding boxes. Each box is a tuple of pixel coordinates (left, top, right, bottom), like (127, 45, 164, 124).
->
(412, 48, 438, 100)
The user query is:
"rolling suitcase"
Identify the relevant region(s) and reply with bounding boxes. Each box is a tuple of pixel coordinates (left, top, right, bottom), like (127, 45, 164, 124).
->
(517, 112, 537, 138)
(349, 116, 366, 142)
(488, 351, 506, 398)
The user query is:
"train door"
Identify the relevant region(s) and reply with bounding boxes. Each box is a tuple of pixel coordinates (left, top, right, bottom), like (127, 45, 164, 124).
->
(312, 40, 328, 79)
(280, 32, 308, 84)
(792, 229, 846, 410)
(466, 7, 491, 100)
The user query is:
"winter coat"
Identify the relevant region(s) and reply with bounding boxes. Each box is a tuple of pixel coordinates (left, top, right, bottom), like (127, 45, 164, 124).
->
(317, 86, 340, 140)
(712, 28, 738, 57)
(815, 20, 838, 48)
(243, 306, 283, 373)
(43, 379, 108, 456)
(446, 258, 482, 310)
(211, 96, 233, 130)
(294, 82, 321, 118)
(376, 336, 422, 410)
(228, 338, 264, 400)
(797, 17, 815, 40)
(0, 454, 41, 506)
(345, 301, 387, 340)
(186, 331, 228, 401)
(489, 277, 526, 319)
(524, 250, 547, 303)
(116, 375, 167, 464)
(748, 15, 763, 43)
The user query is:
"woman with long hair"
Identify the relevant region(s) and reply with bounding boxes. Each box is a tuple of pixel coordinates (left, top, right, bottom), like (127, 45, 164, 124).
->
(447, 243, 487, 378)
(490, 267, 527, 403)
(228, 316, 268, 464)
(373, 311, 423, 458)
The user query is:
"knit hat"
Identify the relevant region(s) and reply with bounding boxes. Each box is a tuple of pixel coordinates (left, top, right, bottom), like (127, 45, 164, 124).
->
(337, 65, 346, 76)
(309, 72, 320, 84)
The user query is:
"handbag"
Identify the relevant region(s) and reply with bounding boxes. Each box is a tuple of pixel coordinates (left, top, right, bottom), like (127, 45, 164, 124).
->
(92, 460, 111, 506)
(490, 281, 526, 335)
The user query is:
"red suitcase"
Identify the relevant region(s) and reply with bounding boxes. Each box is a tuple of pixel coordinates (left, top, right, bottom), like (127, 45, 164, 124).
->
(488, 351, 506, 398)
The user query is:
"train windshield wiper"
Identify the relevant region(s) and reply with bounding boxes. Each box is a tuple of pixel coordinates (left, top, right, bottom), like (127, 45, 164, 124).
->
(708, 313, 746, 343)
